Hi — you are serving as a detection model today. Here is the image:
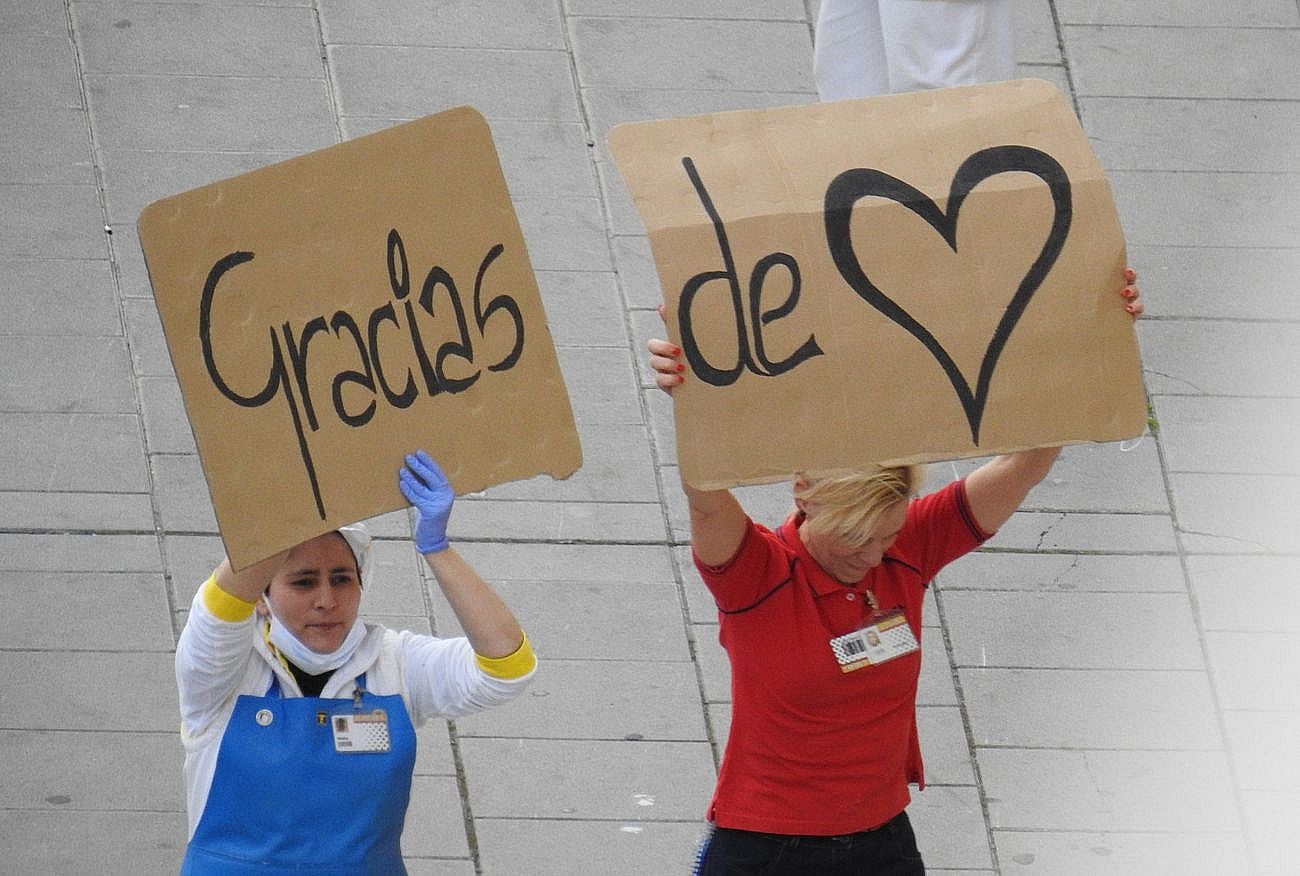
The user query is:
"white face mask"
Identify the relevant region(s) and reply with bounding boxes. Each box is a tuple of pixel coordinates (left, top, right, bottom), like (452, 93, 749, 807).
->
(267, 610, 367, 676)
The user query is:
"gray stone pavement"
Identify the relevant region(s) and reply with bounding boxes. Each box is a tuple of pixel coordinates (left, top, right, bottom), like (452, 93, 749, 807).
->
(1, 0, 1297, 873)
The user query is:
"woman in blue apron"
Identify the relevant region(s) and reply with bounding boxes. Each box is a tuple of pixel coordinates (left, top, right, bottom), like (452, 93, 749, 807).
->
(176, 450, 536, 873)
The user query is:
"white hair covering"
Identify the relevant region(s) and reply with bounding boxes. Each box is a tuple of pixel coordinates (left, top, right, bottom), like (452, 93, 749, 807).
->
(336, 522, 374, 586)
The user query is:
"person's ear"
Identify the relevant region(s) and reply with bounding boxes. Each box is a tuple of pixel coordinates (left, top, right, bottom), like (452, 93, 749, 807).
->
(256, 593, 271, 620)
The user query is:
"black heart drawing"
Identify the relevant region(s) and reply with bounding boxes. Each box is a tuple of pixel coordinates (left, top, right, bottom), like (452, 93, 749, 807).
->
(823, 145, 1072, 445)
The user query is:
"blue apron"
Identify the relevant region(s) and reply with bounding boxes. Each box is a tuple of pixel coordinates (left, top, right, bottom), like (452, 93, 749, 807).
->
(181, 672, 417, 874)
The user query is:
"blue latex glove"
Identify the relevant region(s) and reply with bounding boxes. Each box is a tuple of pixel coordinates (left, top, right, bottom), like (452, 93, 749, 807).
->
(398, 451, 454, 554)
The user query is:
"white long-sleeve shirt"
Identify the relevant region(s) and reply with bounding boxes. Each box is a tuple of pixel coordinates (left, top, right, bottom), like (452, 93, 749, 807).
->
(176, 576, 535, 836)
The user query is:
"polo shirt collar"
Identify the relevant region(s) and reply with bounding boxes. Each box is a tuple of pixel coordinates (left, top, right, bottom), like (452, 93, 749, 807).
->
(777, 511, 866, 598)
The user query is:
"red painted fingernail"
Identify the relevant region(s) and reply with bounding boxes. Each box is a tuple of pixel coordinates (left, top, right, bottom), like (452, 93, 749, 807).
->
(1121, 286, 1137, 300)
(1124, 268, 1137, 283)
(675, 362, 686, 372)
(672, 345, 682, 357)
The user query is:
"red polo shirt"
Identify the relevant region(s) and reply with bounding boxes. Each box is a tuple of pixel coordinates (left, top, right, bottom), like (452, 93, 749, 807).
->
(697, 479, 989, 836)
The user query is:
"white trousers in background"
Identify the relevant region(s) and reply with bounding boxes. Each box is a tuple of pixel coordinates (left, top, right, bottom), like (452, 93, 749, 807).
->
(813, 0, 1016, 99)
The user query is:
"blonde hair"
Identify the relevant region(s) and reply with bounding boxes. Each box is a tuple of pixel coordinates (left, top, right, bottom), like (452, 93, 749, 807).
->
(795, 464, 925, 547)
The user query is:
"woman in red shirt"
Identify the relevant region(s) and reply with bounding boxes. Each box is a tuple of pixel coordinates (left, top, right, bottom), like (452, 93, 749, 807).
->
(646, 281, 1141, 875)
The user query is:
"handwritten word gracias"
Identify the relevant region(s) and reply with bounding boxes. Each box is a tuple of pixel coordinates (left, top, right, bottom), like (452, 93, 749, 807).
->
(200, 229, 525, 518)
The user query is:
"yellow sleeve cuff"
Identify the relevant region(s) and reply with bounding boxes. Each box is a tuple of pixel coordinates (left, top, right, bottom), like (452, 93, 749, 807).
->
(200, 574, 258, 623)
(475, 632, 537, 680)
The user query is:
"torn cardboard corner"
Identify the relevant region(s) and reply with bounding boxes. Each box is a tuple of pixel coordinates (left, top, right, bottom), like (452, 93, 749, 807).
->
(608, 78, 1147, 491)
(139, 106, 582, 570)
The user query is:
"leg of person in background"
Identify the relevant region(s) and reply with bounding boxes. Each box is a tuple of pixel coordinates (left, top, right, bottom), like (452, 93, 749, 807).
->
(813, 0, 891, 100)
(878, 0, 1016, 92)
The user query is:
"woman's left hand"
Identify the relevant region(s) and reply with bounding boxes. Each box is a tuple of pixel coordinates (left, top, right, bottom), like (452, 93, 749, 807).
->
(399, 450, 453, 554)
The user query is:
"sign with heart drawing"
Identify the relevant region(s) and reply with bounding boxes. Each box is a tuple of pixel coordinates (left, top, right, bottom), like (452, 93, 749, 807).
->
(609, 79, 1147, 489)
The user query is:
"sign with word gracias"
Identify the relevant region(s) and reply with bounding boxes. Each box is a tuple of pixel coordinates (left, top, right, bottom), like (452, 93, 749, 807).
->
(140, 106, 581, 570)
(609, 79, 1146, 489)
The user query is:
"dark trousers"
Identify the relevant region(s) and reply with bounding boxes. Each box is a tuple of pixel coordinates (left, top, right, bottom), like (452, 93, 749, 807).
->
(694, 811, 925, 875)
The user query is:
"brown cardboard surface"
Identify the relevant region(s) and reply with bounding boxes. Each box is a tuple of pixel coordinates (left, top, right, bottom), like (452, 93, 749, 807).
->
(608, 79, 1146, 490)
(139, 106, 581, 569)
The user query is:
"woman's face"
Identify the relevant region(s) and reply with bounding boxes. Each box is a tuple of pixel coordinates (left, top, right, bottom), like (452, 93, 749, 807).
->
(800, 499, 908, 585)
(264, 532, 361, 653)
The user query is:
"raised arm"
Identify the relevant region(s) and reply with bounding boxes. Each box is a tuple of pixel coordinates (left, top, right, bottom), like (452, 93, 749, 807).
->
(647, 337, 749, 566)
(399, 451, 527, 660)
(964, 268, 1144, 533)
(210, 550, 289, 606)
(963, 446, 1061, 534)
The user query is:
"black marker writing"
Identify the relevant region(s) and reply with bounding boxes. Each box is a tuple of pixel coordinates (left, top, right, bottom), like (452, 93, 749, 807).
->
(824, 145, 1072, 443)
(677, 156, 824, 387)
(199, 230, 526, 519)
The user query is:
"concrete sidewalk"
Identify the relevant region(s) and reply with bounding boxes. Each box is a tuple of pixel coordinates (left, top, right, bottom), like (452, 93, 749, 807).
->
(2, 1, 1297, 873)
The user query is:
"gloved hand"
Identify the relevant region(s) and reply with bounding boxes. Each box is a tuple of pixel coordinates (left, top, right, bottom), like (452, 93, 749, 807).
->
(398, 450, 454, 554)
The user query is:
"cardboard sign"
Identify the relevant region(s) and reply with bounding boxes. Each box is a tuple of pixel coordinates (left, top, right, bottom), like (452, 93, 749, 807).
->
(140, 106, 581, 569)
(609, 79, 1146, 490)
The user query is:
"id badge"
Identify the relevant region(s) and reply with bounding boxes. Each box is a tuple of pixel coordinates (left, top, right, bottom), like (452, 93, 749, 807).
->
(331, 709, 392, 754)
(828, 609, 919, 673)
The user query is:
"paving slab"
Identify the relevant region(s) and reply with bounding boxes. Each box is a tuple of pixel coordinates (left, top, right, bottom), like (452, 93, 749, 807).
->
(402, 774, 474, 858)
(1187, 555, 1300, 632)
(1055, 0, 1299, 27)
(983, 509, 1178, 553)
(1127, 245, 1300, 321)
(457, 737, 716, 821)
(70, 1, 324, 77)
(960, 667, 1223, 748)
(1241, 789, 1300, 874)
(450, 498, 667, 543)
(0, 728, 183, 810)
(569, 18, 813, 91)
(84, 73, 335, 151)
(982, 748, 1241, 833)
(1083, 97, 1300, 174)
(0, 532, 162, 572)
(1224, 710, 1300, 791)
(908, 785, 995, 870)
(0, 182, 106, 259)
(0, 810, 187, 876)
(430, 577, 691, 661)
(916, 705, 979, 785)
(1065, 25, 1300, 99)
(320, 0, 565, 49)
(0, 490, 156, 531)
(329, 45, 580, 122)
(0, 651, 177, 732)
(2, 257, 119, 334)
(0, 106, 94, 182)
(1204, 631, 1300, 710)
(1113, 169, 1300, 250)
(942, 590, 1205, 669)
(1170, 472, 1300, 554)
(1, 0, 68, 33)
(453, 659, 706, 741)
(1153, 395, 1300, 475)
(0, 571, 172, 650)
(1, 412, 147, 491)
(993, 829, 1249, 875)
(0, 33, 83, 107)
(942, 551, 1188, 592)
(1140, 320, 1300, 398)
(473, 818, 707, 876)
